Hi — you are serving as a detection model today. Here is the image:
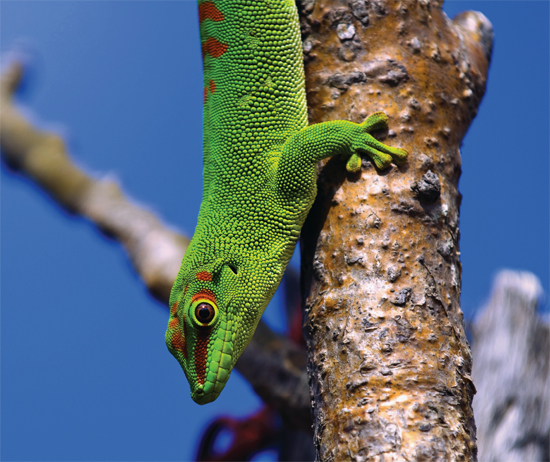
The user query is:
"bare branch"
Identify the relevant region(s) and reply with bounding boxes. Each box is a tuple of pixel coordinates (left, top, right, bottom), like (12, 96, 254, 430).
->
(473, 271, 549, 462)
(237, 316, 312, 434)
(0, 60, 188, 301)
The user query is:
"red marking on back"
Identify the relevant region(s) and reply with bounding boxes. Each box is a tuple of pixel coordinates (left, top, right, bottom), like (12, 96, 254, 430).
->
(194, 330, 210, 385)
(184, 284, 189, 296)
(202, 37, 228, 59)
(204, 87, 207, 103)
(196, 271, 213, 282)
(198, 1, 224, 23)
(170, 302, 178, 316)
(191, 289, 217, 305)
(209, 80, 216, 94)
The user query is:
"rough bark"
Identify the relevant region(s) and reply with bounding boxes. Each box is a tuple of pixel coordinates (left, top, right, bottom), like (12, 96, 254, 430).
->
(472, 270, 549, 462)
(0, 60, 311, 430)
(298, 1, 493, 460)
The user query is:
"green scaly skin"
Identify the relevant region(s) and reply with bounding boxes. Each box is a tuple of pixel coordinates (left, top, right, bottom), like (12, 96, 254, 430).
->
(166, 0, 408, 404)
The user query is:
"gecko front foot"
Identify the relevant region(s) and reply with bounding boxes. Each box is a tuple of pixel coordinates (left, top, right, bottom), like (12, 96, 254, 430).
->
(346, 112, 408, 172)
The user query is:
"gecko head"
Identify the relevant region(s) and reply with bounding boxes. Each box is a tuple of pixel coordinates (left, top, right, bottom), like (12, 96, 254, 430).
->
(165, 256, 264, 404)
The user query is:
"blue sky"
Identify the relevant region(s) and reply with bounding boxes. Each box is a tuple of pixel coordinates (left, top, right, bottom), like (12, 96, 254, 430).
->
(1, 1, 548, 461)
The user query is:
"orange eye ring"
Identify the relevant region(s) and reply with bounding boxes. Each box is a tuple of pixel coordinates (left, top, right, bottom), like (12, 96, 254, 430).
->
(190, 299, 219, 328)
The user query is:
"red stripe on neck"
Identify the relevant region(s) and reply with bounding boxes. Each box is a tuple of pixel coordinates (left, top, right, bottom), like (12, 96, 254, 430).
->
(172, 331, 187, 359)
(194, 330, 210, 385)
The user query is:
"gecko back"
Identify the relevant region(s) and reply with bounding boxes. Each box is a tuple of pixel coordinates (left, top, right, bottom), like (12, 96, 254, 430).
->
(200, 0, 308, 191)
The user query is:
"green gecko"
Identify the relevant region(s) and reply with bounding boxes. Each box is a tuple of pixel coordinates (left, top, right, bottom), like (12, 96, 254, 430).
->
(166, 0, 408, 404)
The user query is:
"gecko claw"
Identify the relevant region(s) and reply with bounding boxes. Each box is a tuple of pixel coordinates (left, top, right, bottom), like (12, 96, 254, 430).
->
(353, 112, 409, 169)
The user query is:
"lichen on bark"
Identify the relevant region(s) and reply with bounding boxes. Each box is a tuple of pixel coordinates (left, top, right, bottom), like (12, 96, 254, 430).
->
(299, 0, 493, 460)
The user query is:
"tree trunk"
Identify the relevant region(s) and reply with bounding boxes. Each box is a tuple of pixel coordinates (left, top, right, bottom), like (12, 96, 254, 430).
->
(298, 1, 493, 459)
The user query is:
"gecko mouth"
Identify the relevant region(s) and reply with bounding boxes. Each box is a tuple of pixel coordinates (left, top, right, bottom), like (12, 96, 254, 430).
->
(193, 386, 222, 405)
(191, 360, 232, 404)
(191, 340, 234, 404)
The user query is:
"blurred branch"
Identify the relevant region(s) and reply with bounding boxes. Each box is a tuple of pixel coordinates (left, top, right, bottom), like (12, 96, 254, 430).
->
(472, 270, 549, 461)
(0, 60, 312, 431)
(0, 60, 187, 302)
(237, 316, 312, 434)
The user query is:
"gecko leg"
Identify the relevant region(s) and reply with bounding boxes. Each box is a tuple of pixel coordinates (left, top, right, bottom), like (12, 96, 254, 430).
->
(276, 113, 408, 196)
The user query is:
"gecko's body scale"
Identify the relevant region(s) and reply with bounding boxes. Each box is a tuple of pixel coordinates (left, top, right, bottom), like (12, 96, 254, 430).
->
(166, 0, 408, 404)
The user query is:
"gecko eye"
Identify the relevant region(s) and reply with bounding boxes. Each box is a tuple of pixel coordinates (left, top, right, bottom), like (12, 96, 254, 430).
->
(190, 298, 219, 328)
(196, 303, 215, 323)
